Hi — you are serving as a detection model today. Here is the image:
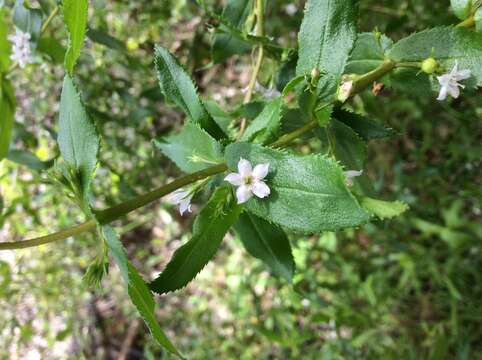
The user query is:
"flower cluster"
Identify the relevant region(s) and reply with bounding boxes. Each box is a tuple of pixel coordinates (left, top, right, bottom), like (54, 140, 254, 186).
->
(8, 29, 32, 68)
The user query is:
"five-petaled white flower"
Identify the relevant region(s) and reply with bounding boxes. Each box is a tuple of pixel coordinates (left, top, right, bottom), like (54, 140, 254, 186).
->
(169, 188, 193, 216)
(8, 29, 32, 69)
(436, 61, 471, 101)
(344, 170, 363, 186)
(225, 159, 271, 204)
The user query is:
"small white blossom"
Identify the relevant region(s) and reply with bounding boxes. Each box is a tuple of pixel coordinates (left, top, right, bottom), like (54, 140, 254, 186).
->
(225, 158, 271, 204)
(344, 170, 363, 186)
(169, 189, 193, 215)
(8, 29, 32, 69)
(436, 61, 471, 101)
(285, 4, 298, 16)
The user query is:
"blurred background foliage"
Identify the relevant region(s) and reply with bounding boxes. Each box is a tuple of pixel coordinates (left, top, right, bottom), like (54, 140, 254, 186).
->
(0, 0, 481, 359)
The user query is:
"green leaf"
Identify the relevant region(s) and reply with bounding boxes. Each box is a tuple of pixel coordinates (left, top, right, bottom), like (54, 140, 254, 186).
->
(326, 119, 367, 171)
(150, 187, 242, 294)
(101, 226, 182, 358)
(203, 100, 234, 136)
(62, 0, 88, 74)
(475, 7, 482, 32)
(333, 109, 394, 141)
(235, 213, 295, 281)
(315, 118, 373, 194)
(387, 27, 482, 87)
(0, 8, 12, 72)
(241, 97, 283, 144)
(154, 122, 223, 173)
(87, 27, 126, 52)
(451, 0, 473, 20)
(225, 143, 370, 233)
(276, 51, 298, 91)
(154, 45, 225, 139)
(37, 37, 65, 63)
(13, 0, 42, 43)
(7, 149, 54, 170)
(345, 32, 394, 74)
(0, 78, 15, 161)
(212, 0, 253, 63)
(296, 0, 358, 79)
(58, 75, 99, 203)
(360, 197, 409, 219)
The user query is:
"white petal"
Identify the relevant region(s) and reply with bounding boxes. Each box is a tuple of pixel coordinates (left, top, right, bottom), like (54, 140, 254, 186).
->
(450, 61, 459, 76)
(252, 163, 269, 180)
(179, 197, 193, 216)
(437, 85, 448, 101)
(169, 189, 189, 204)
(344, 170, 363, 179)
(455, 69, 471, 81)
(224, 173, 243, 186)
(236, 185, 253, 204)
(447, 83, 460, 99)
(237, 158, 252, 177)
(437, 74, 450, 87)
(251, 181, 270, 199)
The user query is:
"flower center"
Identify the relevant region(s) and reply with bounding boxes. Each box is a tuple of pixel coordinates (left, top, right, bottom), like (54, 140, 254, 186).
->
(243, 176, 253, 185)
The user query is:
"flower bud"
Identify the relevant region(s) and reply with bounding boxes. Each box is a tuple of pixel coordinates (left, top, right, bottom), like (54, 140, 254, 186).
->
(337, 80, 354, 103)
(421, 57, 438, 74)
(311, 67, 320, 79)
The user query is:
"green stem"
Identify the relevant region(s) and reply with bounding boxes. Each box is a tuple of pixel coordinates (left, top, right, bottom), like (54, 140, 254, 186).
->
(270, 120, 318, 148)
(238, 0, 265, 138)
(396, 61, 422, 69)
(351, 59, 396, 95)
(94, 163, 228, 223)
(0, 220, 96, 250)
(456, 16, 475, 28)
(7, 5, 60, 74)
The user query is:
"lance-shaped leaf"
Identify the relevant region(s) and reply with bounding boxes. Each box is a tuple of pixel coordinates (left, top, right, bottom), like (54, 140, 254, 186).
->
(7, 149, 54, 171)
(212, 0, 253, 63)
(62, 0, 88, 74)
(101, 226, 182, 358)
(154, 122, 223, 173)
(360, 197, 409, 219)
(334, 109, 394, 141)
(58, 75, 99, 204)
(0, 9, 12, 72)
(0, 79, 16, 161)
(296, 0, 358, 78)
(241, 97, 283, 144)
(154, 45, 225, 139)
(225, 143, 369, 233)
(388, 27, 482, 87)
(235, 213, 295, 281)
(150, 187, 242, 294)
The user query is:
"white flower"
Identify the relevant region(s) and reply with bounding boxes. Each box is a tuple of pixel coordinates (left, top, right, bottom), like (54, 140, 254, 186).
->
(169, 189, 193, 215)
(225, 158, 271, 204)
(436, 61, 471, 101)
(285, 4, 298, 16)
(344, 170, 363, 186)
(8, 29, 32, 69)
